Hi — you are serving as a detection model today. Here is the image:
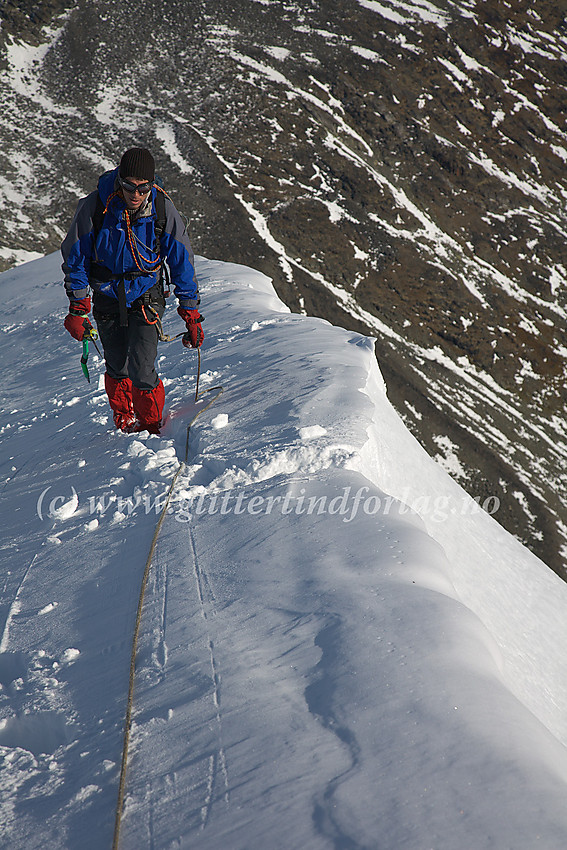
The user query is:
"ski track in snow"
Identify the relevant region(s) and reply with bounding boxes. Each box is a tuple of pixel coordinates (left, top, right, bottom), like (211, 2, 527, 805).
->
(0, 556, 37, 655)
(188, 524, 230, 822)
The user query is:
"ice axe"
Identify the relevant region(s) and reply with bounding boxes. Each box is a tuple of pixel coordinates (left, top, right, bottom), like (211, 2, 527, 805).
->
(80, 321, 102, 383)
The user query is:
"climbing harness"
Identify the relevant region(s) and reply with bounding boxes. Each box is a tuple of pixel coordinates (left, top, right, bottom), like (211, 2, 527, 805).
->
(79, 296, 191, 383)
(112, 350, 223, 850)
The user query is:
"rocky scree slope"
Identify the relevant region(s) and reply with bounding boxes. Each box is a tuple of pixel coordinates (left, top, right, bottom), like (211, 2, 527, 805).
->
(0, 0, 566, 575)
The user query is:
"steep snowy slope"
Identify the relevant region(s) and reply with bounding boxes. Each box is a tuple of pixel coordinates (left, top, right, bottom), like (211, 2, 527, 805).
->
(1, 253, 567, 849)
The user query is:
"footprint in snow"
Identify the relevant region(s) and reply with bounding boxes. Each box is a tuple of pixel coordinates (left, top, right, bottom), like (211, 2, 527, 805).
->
(0, 711, 71, 756)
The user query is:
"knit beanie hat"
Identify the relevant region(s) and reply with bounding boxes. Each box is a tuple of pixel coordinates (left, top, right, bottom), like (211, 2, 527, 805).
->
(119, 147, 155, 182)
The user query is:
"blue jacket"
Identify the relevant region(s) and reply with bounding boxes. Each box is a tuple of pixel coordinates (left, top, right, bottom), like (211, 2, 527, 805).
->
(61, 168, 199, 310)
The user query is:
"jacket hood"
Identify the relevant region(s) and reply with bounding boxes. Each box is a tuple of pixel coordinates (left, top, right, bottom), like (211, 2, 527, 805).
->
(97, 168, 121, 207)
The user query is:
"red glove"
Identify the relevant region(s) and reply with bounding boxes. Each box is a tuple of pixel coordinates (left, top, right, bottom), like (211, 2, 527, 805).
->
(178, 307, 204, 348)
(64, 297, 94, 341)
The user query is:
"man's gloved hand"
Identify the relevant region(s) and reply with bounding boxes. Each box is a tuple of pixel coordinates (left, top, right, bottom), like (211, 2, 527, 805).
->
(64, 297, 94, 341)
(178, 307, 204, 348)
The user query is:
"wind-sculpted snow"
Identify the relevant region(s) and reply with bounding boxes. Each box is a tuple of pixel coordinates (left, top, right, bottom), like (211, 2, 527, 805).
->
(0, 2, 566, 573)
(1, 253, 567, 848)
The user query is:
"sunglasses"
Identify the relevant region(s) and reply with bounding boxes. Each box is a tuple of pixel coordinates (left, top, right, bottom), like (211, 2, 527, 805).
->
(119, 177, 153, 195)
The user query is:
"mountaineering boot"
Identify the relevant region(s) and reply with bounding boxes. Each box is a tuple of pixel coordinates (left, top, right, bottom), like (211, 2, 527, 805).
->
(105, 374, 137, 432)
(131, 380, 165, 434)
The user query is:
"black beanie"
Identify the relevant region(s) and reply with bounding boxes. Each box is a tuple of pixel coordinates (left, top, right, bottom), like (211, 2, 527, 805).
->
(119, 147, 155, 182)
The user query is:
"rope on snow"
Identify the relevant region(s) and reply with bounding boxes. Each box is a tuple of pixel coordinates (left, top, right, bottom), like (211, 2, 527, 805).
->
(112, 350, 223, 850)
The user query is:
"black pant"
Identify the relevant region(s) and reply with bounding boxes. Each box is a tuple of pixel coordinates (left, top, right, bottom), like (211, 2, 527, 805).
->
(93, 289, 165, 390)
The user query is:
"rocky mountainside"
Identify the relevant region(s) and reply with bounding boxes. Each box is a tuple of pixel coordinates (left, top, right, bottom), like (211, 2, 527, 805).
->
(1, 0, 566, 576)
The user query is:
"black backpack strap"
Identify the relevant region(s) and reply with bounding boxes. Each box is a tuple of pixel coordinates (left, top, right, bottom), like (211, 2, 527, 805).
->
(153, 189, 167, 249)
(91, 194, 105, 244)
(153, 189, 170, 296)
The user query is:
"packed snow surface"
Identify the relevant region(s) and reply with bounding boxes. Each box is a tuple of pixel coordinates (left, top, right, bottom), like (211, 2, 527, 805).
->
(1, 253, 567, 849)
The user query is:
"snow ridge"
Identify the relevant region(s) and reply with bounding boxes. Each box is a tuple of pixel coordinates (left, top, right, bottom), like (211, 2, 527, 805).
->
(1, 253, 567, 849)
